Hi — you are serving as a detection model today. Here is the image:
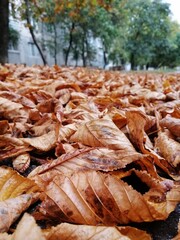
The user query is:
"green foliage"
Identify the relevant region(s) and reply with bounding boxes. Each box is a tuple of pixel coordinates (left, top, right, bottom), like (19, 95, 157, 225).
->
(9, 0, 180, 69)
(124, 0, 171, 69)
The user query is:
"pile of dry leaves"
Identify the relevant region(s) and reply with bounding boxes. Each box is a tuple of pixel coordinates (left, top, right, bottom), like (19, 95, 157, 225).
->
(0, 64, 179, 240)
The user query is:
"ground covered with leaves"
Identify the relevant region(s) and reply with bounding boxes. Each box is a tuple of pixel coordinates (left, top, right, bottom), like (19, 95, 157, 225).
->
(0, 64, 179, 240)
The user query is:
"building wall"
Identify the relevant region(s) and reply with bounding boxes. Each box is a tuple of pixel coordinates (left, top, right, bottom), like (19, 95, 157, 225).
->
(8, 17, 106, 68)
(9, 17, 59, 66)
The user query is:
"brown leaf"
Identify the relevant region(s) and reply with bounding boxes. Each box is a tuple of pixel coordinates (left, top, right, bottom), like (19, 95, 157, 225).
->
(58, 123, 77, 141)
(0, 167, 39, 201)
(70, 118, 136, 151)
(55, 89, 71, 105)
(37, 170, 180, 225)
(0, 120, 9, 134)
(12, 213, 45, 240)
(29, 148, 142, 185)
(45, 222, 151, 240)
(21, 130, 57, 151)
(0, 145, 33, 161)
(0, 194, 37, 233)
(160, 116, 180, 137)
(37, 99, 56, 113)
(126, 110, 154, 151)
(155, 130, 180, 168)
(126, 110, 178, 178)
(12, 153, 31, 173)
(0, 97, 28, 122)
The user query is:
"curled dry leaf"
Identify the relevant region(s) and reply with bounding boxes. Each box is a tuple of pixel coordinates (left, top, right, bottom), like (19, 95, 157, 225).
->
(0, 97, 28, 121)
(0, 167, 40, 232)
(0, 145, 33, 162)
(27, 117, 56, 137)
(160, 116, 180, 137)
(45, 222, 151, 240)
(21, 130, 58, 151)
(58, 123, 77, 141)
(126, 110, 154, 151)
(12, 153, 31, 173)
(126, 110, 179, 178)
(37, 99, 56, 113)
(55, 88, 71, 105)
(0, 134, 33, 161)
(37, 170, 180, 225)
(155, 130, 180, 168)
(0, 194, 37, 233)
(0, 120, 9, 134)
(12, 213, 45, 240)
(130, 86, 166, 101)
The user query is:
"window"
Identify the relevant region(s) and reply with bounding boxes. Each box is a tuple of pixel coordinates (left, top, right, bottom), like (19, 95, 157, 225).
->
(28, 42, 39, 56)
(8, 41, 19, 51)
(8, 26, 19, 51)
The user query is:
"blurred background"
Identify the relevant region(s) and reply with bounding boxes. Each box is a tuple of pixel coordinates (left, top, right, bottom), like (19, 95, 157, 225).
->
(0, 0, 180, 71)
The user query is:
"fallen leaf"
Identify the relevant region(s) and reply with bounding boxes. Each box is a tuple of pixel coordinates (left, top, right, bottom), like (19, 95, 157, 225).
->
(155, 130, 180, 168)
(37, 170, 180, 225)
(12, 213, 45, 240)
(0, 167, 39, 201)
(21, 130, 58, 151)
(45, 222, 151, 240)
(12, 153, 31, 173)
(70, 118, 136, 152)
(0, 194, 38, 233)
(160, 116, 180, 137)
(29, 148, 142, 185)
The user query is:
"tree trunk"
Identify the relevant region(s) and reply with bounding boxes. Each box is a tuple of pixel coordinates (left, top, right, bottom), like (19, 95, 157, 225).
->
(0, 0, 9, 64)
(82, 37, 86, 67)
(65, 22, 75, 66)
(24, 0, 47, 65)
(81, 31, 87, 67)
(102, 41, 108, 69)
(130, 53, 135, 70)
(53, 23, 57, 65)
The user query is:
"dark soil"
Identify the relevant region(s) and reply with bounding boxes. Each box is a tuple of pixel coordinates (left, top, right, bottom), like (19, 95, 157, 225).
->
(130, 203, 180, 240)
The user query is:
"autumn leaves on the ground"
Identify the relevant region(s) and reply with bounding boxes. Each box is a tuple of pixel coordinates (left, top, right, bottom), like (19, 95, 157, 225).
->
(0, 64, 179, 240)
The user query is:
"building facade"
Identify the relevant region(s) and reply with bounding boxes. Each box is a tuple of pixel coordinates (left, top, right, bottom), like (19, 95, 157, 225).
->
(8, 16, 105, 68)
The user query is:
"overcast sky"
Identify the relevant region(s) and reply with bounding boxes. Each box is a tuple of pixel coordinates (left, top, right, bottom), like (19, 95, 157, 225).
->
(164, 0, 180, 23)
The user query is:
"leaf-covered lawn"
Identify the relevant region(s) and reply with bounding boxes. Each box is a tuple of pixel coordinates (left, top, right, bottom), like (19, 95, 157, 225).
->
(0, 64, 179, 239)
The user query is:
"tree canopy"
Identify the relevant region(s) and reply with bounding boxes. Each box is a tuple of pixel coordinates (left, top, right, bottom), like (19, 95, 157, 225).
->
(1, 0, 180, 69)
